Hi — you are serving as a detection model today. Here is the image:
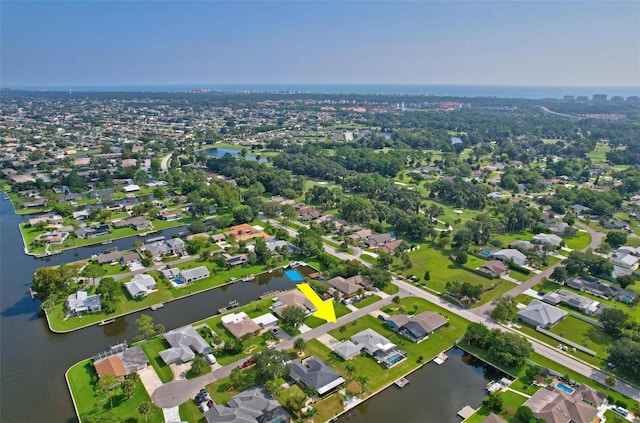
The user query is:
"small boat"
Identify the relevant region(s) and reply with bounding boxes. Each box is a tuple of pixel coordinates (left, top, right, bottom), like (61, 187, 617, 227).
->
(98, 319, 116, 326)
(150, 303, 164, 311)
(101, 240, 112, 245)
(3, 196, 9, 201)
(241, 275, 255, 282)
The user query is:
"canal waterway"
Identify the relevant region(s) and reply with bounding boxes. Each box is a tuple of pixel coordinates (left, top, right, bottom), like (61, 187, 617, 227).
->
(0, 197, 303, 422)
(338, 348, 506, 423)
(202, 147, 268, 162)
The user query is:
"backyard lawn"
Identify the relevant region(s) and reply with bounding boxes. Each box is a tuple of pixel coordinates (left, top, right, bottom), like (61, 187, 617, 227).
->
(140, 338, 174, 383)
(67, 360, 163, 423)
(353, 294, 382, 309)
(562, 230, 592, 251)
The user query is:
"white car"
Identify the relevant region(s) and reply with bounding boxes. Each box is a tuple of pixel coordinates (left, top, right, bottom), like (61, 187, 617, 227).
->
(205, 354, 216, 364)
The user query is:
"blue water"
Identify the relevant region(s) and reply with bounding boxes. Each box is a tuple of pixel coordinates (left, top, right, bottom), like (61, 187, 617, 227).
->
(556, 382, 574, 394)
(202, 148, 267, 163)
(5, 84, 640, 99)
(172, 278, 185, 286)
(284, 269, 304, 282)
(388, 353, 405, 365)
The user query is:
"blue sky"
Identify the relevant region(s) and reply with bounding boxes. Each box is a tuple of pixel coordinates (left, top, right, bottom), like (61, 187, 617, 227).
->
(1, 1, 639, 87)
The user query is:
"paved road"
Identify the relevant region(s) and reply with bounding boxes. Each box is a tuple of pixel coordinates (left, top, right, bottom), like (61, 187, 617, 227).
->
(160, 153, 173, 173)
(472, 221, 605, 317)
(151, 294, 398, 408)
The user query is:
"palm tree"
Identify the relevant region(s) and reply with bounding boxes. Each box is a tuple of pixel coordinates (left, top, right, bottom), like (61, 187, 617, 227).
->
(294, 337, 306, 355)
(190, 355, 207, 376)
(121, 377, 136, 399)
(97, 374, 118, 409)
(356, 375, 369, 393)
(138, 401, 152, 423)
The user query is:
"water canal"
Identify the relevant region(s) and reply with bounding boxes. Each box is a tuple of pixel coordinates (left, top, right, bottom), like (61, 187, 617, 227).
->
(337, 348, 505, 423)
(0, 196, 502, 423)
(202, 147, 268, 162)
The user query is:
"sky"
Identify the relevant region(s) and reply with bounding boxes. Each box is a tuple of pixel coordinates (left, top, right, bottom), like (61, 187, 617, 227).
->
(1, 1, 639, 88)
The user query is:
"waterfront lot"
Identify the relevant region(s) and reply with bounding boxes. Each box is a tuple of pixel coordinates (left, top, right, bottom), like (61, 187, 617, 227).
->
(67, 360, 163, 423)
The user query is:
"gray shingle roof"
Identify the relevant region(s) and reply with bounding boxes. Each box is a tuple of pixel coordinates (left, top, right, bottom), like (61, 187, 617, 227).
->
(288, 357, 345, 395)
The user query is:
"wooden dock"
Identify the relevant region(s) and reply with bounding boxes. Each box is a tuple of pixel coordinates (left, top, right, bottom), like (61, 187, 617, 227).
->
(457, 406, 476, 419)
(394, 377, 409, 388)
(433, 352, 448, 365)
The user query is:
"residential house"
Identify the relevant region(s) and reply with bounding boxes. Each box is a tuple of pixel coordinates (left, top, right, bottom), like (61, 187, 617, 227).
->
(120, 252, 140, 266)
(159, 209, 182, 221)
(350, 328, 407, 368)
(178, 266, 210, 283)
(334, 341, 363, 360)
(347, 229, 373, 243)
(325, 276, 360, 297)
(93, 356, 127, 379)
(490, 249, 528, 266)
(566, 276, 637, 304)
(123, 184, 140, 193)
(288, 356, 345, 396)
(542, 290, 601, 315)
(346, 274, 373, 288)
(23, 198, 48, 208)
(75, 224, 111, 239)
(271, 289, 316, 317)
(509, 240, 536, 252)
(532, 233, 563, 247)
(610, 252, 639, 270)
(225, 224, 271, 242)
(112, 216, 152, 231)
(28, 214, 63, 227)
(477, 260, 509, 278)
(364, 233, 394, 248)
(166, 238, 186, 255)
(265, 239, 296, 254)
(378, 239, 405, 254)
(223, 253, 250, 267)
(66, 291, 102, 316)
(35, 231, 69, 245)
(124, 274, 157, 298)
(204, 387, 291, 423)
(96, 250, 124, 264)
(523, 383, 605, 423)
(569, 204, 591, 216)
(297, 206, 322, 221)
(385, 311, 448, 343)
(211, 233, 227, 243)
(221, 312, 262, 339)
(252, 313, 279, 330)
(159, 326, 211, 365)
(481, 414, 508, 423)
(517, 300, 568, 328)
(547, 222, 569, 235)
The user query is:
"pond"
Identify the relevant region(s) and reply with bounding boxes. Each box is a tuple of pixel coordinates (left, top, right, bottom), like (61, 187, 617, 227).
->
(202, 147, 268, 162)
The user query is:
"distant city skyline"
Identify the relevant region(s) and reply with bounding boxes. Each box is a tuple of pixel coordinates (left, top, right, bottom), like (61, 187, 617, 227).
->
(1, 1, 639, 88)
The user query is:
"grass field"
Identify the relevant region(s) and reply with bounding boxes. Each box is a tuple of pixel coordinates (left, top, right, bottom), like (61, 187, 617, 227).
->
(140, 338, 174, 382)
(588, 143, 611, 163)
(353, 294, 382, 309)
(562, 231, 592, 251)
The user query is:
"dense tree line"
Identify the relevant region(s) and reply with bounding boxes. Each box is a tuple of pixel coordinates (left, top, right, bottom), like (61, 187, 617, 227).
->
(465, 322, 533, 368)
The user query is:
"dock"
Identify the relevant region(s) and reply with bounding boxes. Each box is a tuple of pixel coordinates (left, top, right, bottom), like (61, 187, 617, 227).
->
(394, 377, 409, 388)
(433, 352, 448, 365)
(98, 319, 116, 326)
(101, 240, 112, 245)
(218, 300, 240, 314)
(150, 303, 164, 311)
(457, 406, 476, 419)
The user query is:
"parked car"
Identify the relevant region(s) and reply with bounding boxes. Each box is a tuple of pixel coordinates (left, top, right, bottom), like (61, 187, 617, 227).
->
(205, 353, 216, 364)
(200, 389, 211, 401)
(194, 394, 203, 405)
(270, 327, 280, 336)
(238, 358, 254, 369)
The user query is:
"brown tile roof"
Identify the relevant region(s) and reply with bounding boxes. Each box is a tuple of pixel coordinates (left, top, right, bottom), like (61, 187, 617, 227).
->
(94, 356, 127, 378)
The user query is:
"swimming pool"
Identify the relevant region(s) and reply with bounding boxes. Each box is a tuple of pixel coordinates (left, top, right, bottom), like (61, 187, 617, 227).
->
(387, 353, 406, 366)
(284, 269, 304, 282)
(172, 278, 185, 286)
(556, 382, 574, 394)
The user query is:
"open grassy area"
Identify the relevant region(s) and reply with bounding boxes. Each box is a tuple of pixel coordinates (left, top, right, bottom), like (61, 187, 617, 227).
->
(492, 230, 534, 247)
(397, 243, 498, 294)
(588, 142, 611, 163)
(140, 338, 174, 382)
(314, 391, 346, 422)
(353, 294, 382, 309)
(562, 230, 592, 251)
(304, 301, 351, 328)
(67, 360, 163, 423)
(549, 316, 614, 357)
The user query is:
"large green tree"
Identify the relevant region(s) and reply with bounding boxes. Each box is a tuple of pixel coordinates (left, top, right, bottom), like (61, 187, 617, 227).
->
(280, 306, 307, 330)
(253, 349, 288, 384)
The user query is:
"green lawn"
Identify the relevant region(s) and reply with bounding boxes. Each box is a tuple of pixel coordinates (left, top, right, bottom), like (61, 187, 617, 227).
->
(67, 360, 163, 423)
(588, 142, 611, 163)
(472, 279, 518, 307)
(353, 295, 382, 309)
(492, 230, 534, 248)
(562, 231, 592, 251)
(397, 243, 498, 294)
(304, 301, 351, 328)
(140, 338, 174, 382)
(549, 316, 615, 358)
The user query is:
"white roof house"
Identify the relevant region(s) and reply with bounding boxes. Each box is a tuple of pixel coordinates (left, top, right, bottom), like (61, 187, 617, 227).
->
(178, 266, 210, 283)
(350, 328, 396, 355)
(159, 326, 211, 364)
(124, 274, 157, 298)
(252, 313, 279, 328)
(517, 300, 568, 329)
(490, 249, 528, 266)
(123, 184, 140, 193)
(533, 233, 563, 247)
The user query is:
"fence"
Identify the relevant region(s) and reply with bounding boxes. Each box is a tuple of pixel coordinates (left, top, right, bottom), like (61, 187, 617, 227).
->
(535, 326, 597, 356)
